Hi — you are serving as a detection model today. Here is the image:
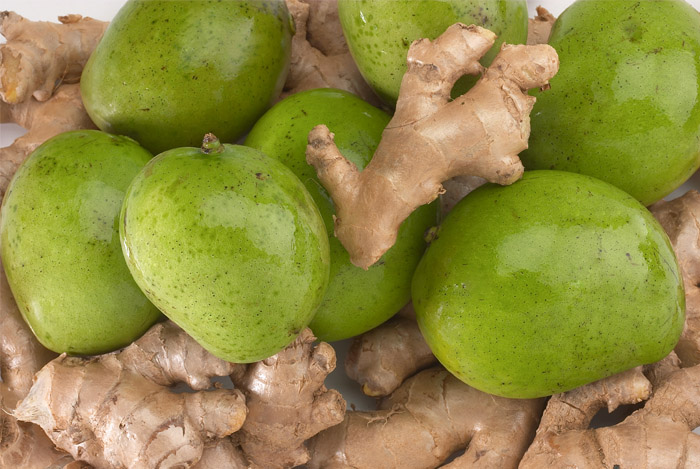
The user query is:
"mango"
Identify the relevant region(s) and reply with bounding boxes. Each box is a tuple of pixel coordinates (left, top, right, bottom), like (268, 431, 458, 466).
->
(412, 170, 685, 398)
(0, 130, 161, 355)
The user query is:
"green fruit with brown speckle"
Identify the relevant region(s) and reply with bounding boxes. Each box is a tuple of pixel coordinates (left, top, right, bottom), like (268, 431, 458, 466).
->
(0, 130, 161, 355)
(81, 0, 292, 154)
(523, 0, 700, 205)
(413, 170, 685, 398)
(245, 88, 437, 341)
(337, 0, 528, 105)
(120, 136, 330, 362)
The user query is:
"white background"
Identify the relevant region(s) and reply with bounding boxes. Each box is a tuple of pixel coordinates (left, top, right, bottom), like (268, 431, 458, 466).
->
(2, 0, 700, 431)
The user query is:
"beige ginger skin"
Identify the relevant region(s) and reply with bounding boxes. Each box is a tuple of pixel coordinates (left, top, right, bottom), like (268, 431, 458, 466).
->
(306, 23, 559, 269)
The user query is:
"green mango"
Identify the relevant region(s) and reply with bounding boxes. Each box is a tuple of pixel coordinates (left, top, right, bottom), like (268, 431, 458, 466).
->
(0, 130, 161, 355)
(412, 171, 685, 399)
(523, 0, 700, 206)
(245, 88, 437, 342)
(120, 136, 330, 363)
(337, 0, 528, 105)
(81, 0, 292, 154)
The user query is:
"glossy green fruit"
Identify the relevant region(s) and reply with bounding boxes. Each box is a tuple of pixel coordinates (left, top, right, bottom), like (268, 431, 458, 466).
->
(81, 0, 292, 154)
(0, 130, 161, 355)
(523, 0, 700, 206)
(120, 137, 330, 362)
(245, 88, 437, 341)
(337, 0, 528, 105)
(413, 171, 685, 399)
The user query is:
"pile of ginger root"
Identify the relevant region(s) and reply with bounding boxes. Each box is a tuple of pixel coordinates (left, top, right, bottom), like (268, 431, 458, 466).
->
(1, 3, 699, 469)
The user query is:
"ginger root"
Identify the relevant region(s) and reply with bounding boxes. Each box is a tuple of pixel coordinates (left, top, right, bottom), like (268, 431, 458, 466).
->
(0, 11, 107, 104)
(527, 6, 556, 45)
(651, 190, 700, 366)
(231, 328, 346, 468)
(13, 321, 247, 469)
(520, 355, 700, 468)
(345, 303, 436, 397)
(282, 0, 379, 105)
(308, 367, 544, 469)
(306, 23, 559, 268)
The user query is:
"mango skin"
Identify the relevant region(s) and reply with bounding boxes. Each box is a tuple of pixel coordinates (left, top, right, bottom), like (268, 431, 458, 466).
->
(412, 171, 685, 399)
(0, 130, 161, 355)
(523, 0, 700, 206)
(337, 0, 528, 105)
(120, 142, 330, 363)
(81, 0, 292, 154)
(245, 89, 437, 341)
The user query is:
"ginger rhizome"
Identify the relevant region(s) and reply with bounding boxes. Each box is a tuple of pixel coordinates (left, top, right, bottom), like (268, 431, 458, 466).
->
(282, 0, 378, 105)
(308, 367, 544, 469)
(231, 328, 346, 468)
(1, 265, 74, 468)
(306, 23, 559, 269)
(527, 6, 556, 46)
(345, 304, 436, 397)
(651, 190, 700, 366)
(520, 355, 700, 467)
(0, 11, 107, 104)
(13, 321, 247, 469)
(1, 12, 105, 195)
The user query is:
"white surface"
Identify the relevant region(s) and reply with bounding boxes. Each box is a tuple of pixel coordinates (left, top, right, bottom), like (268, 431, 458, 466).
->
(2, 0, 700, 435)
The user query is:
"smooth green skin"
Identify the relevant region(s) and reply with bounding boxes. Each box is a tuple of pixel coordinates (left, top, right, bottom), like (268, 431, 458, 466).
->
(0, 130, 161, 355)
(523, 0, 700, 206)
(81, 0, 292, 154)
(337, 0, 528, 105)
(413, 171, 685, 399)
(120, 141, 330, 363)
(245, 89, 438, 341)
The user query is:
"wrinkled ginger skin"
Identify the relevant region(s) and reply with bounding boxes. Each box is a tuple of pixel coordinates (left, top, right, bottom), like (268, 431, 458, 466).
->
(651, 190, 700, 366)
(231, 329, 346, 468)
(307, 23, 559, 269)
(0, 11, 107, 104)
(118, 320, 239, 390)
(0, 394, 75, 469)
(282, 0, 379, 105)
(308, 368, 544, 469)
(13, 321, 246, 469)
(345, 304, 436, 397)
(521, 357, 700, 468)
(0, 83, 96, 196)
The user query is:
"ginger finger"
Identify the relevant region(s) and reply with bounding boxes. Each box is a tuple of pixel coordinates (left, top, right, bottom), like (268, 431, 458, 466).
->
(118, 320, 237, 390)
(651, 190, 700, 366)
(0, 11, 107, 104)
(1, 83, 96, 196)
(345, 303, 436, 397)
(308, 367, 544, 469)
(231, 328, 345, 468)
(527, 6, 556, 45)
(282, 0, 379, 105)
(13, 321, 246, 469)
(306, 24, 559, 269)
(520, 355, 700, 468)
